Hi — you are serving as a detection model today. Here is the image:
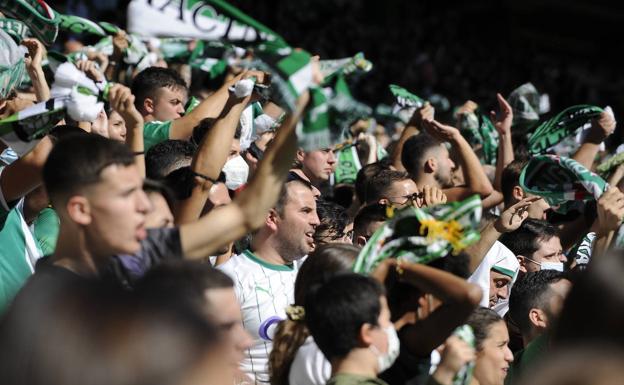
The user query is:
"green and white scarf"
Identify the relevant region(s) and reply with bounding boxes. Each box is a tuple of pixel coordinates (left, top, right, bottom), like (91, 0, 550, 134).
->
(597, 152, 624, 176)
(319, 52, 373, 80)
(352, 195, 482, 275)
(458, 109, 498, 165)
(453, 325, 476, 385)
(59, 14, 107, 37)
(127, 0, 287, 48)
(519, 155, 608, 213)
(0, 29, 26, 99)
(0, 17, 29, 43)
(332, 145, 362, 185)
(508, 82, 540, 129)
(528, 105, 603, 155)
(0, 0, 60, 45)
(390, 84, 425, 112)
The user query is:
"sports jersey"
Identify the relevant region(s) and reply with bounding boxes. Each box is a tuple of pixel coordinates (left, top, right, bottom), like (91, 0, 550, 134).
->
(218, 249, 304, 384)
(0, 167, 43, 313)
(143, 120, 172, 150)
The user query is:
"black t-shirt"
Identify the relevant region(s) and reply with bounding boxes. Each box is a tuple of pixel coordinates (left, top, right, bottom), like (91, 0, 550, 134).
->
(32, 227, 182, 290)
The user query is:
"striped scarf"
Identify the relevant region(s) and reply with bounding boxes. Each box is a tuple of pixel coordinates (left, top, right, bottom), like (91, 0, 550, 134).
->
(0, 0, 60, 45)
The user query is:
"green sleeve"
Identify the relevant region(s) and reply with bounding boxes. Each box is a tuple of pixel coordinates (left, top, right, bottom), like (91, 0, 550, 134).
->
(143, 120, 172, 151)
(33, 208, 60, 256)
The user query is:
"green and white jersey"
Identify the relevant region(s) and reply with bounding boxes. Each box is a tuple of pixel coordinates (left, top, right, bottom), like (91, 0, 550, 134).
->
(143, 120, 172, 151)
(218, 249, 305, 384)
(0, 168, 43, 313)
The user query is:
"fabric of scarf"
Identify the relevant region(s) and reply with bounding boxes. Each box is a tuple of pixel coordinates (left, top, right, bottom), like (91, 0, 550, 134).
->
(352, 195, 482, 275)
(0, 29, 26, 99)
(0, 0, 60, 45)
(507, 82, 540, 128)
(319, 52, 373, 80)
(0, 17, 29, 43)
(332, 145, 362, 185)
(458, 109, 498, 165)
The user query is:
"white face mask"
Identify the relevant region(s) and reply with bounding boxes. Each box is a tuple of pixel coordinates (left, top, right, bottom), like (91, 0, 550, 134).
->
(540, 261, 564, 272)
(370, 325, 400, 373)
(222, 155, 249, 190)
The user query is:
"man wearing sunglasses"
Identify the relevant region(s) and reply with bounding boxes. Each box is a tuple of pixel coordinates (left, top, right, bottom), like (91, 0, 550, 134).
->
(364, 169, 447, 208)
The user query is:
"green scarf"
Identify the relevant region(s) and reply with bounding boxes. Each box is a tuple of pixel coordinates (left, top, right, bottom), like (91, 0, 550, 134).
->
(352, 195, 482, 274)
(0, 0, 60, 45)
(597, 152, 624, 176)
(333, 145, 362, 185)
(390, 84, 425, 110)
(519, 155, 608, 213)
(528, 105, 603, 155)
(453, 325, 476, 385)
(59, 14, 107, 37)
(0, 17, 29, 43)
(0, 29, 26, 99)
(508, 82, 540, 129)
(319, 52, 373, 81)
(458, 109, 498, 165)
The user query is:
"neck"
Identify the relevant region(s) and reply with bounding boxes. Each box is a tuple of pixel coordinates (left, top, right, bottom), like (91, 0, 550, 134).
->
(331, 349, 378, 379)
(414, 174, 441, 190)
(49, 224, 103, 277)
(302, 168, 323, 187)
(143, 113, 156, 122)
(251, 232, 290, 266)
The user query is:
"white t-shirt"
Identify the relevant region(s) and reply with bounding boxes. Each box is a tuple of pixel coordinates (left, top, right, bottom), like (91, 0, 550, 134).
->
(288, 336, 331, 385)
(218, 250, 304, 384)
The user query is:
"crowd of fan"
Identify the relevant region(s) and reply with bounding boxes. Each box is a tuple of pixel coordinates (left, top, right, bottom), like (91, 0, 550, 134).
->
(3, 2, 624, 385)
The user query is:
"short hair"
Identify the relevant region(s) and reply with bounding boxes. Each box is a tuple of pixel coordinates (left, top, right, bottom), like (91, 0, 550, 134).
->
(43, 133, 135, 205)
(131, 67, 188, 111)
(467, 307, 504, 350)
(499, 219, 558, 259)
(305, 273, 385, 360)
(143, 179, 175, 211)
(274, 179, 313, 215)
(135, 260, 233, 318)
(353, 203, 387, 238)
(501, 160, 527, 206)
(314, 199, 350, 243)
(401, 133, 440, 179)
(509, 270, 565, 335)
(163, 166, 226, 201)
(145, 140, 197, 180)
(354, 159, 392, 204)
(364, 169, 411, 204)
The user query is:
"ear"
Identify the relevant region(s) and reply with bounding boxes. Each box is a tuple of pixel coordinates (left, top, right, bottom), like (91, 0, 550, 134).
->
(528, 308, 548, 329)
(517, 255, 528, 273)
(358, 323, 375, 347)
(66, 196, 91, 226)
(143, 97, 155, 115)
(265, 208, 280, 231)
(424, 157, 437, 174)
(356, 235, 368, 247)
(378, 198, 389, 205)
(296, 149, 306, 164)
(512, 185, 525, 202)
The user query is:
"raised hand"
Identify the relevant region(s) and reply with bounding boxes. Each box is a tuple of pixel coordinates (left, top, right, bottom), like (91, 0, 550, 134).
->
(422, 119, 460, 142)
(21, 38, 45, 72)
(409, 102, 434, 128)
(586, 111, 616, 144)
(108, 84, 142, 128)
(422, 185, 447, 207)
(75, 60, 104, 83)
(593, 187, 624, 237)
(490, 93, 513, 135)
(494, 196, 540, 233)
(433, 335, 476, 385)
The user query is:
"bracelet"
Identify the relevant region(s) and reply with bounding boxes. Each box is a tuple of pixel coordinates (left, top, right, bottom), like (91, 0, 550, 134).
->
(192, 171, 218, 184)
(133, 151, 145, 156)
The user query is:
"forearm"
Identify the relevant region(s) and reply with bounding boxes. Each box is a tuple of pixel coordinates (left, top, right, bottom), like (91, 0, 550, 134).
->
(494, 131, 513, 191)
(572, 142, 600, 170)
(481, 190, 504, 211)
(169, 84, 231, 140)
(0, 136, 53, 202)
(451, 135, 493, 197)
(400, 263, 482, 306)
(27, 67, 50, 102)
(125, 122, 145, 178)
(465, 221, 502, 273)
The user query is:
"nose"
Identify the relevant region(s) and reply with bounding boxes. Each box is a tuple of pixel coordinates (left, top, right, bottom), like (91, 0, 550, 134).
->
(137, 189, 152, 214)
(448, 158, 456, 170)
(498, 286, 509, 300)
(311, 211, 321, 227)
(327, 150, 336, 164)
(504, 346, 514, 362)
(558, 253, 567, 262)
(236, 325, 253, 351)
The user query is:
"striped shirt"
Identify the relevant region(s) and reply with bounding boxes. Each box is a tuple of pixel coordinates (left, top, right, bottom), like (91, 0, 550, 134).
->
(218, 250, 304, 384)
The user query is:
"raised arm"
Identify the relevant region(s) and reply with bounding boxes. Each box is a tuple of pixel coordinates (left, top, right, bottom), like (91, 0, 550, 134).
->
(492, 93, 514, 192)
(572, 111, 615, 170)
(175, 76, 255, 224)
(423, 119, 494, 201)
(109, 85, 146, 177)
(391, 103, 433, 171)
(22, 38, 49, 102)
(179, 91, 309, 259)
(393, 261, 482, 357)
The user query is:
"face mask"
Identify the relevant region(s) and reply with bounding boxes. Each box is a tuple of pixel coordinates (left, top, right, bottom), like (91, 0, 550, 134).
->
(540, 261, 564, 272)
(370, 325, 400, 373)
(222, 155, 249, 190)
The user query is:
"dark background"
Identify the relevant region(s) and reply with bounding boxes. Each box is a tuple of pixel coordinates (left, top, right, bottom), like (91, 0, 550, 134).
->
(56, 0, 624, 128)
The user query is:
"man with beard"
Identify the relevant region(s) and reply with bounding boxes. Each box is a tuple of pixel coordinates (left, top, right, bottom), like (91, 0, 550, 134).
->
(401, 120, 493, 202)
(218, 179, 320, 384)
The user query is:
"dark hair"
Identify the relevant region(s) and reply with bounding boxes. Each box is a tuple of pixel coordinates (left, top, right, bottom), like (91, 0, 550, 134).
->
(364, 169, 412, 204)
(145, 139, 197, 180)
(353, 203, 387, 239)
(131, 67, 188, 111)
(553, 254, 624, 348)
(509, 270, 565, 335)
(43, 133, 135, 205)
(305, 273, 385, 360)
(143, 179, 176, 212)
(467, 307, 504, 350)
(314, 199, 350, 244)
(499, 219, 558, 259)
(401, 133, 440, 179)
(354, 159, 392, 204)
(135, 260, 233, 318)
(274, 179, 313, 215)
(190, 117, 217, 146)
(501, 160, 527, 206)
(0, 276, 221, 385)
(270, 244, 360, 385)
